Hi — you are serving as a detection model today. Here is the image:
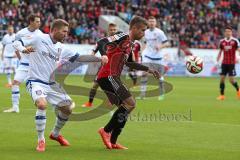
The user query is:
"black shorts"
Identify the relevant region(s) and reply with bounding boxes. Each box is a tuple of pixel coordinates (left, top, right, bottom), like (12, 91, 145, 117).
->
(97, 76, 132, 106)
(220, 64, 236, 76)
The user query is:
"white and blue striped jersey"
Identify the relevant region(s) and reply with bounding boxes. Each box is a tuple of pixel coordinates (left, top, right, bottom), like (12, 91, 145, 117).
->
(18, 33, 77, 82)
(143, 28, 168, 59)
(1, 33, 16, 57)
(14, 28, 43, 65)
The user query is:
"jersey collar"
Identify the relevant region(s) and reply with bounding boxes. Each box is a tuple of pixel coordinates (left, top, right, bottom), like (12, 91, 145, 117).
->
(224, 37, 233, 42)
(49, 34, 57, 44)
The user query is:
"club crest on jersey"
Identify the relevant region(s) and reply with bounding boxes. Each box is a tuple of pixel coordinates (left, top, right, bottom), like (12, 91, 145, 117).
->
(58, 48, 62, 55)
(230, 41, 235, 45)
(36, 90, 42, 95)
(224, 46, 232, 50)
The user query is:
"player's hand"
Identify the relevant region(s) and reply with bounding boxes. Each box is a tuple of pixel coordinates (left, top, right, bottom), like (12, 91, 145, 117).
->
(22, 46, 35, 54)
(101, 55, 108, 65)
(155, 44, 162, 51)
(148, 69, 161, 79)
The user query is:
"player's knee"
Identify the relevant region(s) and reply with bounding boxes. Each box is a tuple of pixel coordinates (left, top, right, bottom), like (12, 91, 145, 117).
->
(12, 80, 20, 85)
(59, 103, 74, 115)
(93, 82, 99, 89)
(124, 99, 136, 111)
(129, 100, 136, 108)
(60, 107, 72, 115)
(229, 79, 235, 84)
(35, 99, 47, 110)
(220, 78, 225, 83)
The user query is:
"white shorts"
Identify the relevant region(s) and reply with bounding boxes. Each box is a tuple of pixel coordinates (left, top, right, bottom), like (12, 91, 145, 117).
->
(142, 55, 165, 75)
(3, 57, 15, 69)
(26, 80, 72, 107)
(14, 63, 30, 82)
(142, 54, 162, 64)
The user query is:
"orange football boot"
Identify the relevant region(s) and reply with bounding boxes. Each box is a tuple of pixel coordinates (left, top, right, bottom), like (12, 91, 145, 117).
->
(217, 95, 225, 100)
(112, 143, 128, 150)
(82, 102, 93, 107)
(49, 133, 70, 146)
(98, 127, 112, 149)
(36, 139, 45, 152)
(237, 90, 240, 99)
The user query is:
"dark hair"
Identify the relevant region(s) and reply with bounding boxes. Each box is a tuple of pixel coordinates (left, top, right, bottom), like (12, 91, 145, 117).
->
(129, 16, 148, 29)
(28, 14, 40, 24)
(225, 26, 232, 30)
(51, 19, 69, 31)
(108, 23, 117, 27)
(148, 16, 156, 20)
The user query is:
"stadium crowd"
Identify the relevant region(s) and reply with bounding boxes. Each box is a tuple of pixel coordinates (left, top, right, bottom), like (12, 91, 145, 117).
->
(0, 0, 239, 48)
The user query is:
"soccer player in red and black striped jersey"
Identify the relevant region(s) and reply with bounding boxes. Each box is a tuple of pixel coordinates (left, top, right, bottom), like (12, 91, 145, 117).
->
(82, 23, 118, 107)
(128, 40, 142, 86)
(216, 26, 240, 100)
(97, 16, 160, 149)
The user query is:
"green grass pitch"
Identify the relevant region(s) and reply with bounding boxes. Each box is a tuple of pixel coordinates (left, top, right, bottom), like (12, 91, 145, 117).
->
(0, 74, 240, 160)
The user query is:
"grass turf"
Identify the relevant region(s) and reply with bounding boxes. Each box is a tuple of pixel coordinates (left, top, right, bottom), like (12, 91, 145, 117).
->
(0, 74, 240, 160)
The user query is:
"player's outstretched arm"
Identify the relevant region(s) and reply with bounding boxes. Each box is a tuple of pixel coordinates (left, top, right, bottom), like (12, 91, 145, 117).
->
(73, 54, 108, 65)
(125, 62, 161, 79)
(125, 61, 149, 71)
(148, 69, 161, 79)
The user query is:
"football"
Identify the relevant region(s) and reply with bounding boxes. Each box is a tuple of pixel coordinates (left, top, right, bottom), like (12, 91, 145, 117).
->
(186, 56, 203, 74)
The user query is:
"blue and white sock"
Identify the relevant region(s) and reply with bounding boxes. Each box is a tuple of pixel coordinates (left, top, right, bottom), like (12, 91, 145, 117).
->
(12, 85, 20, 112)
(52, 111, 69, 137)
(35, 109, 46, 141)
(6, 73, 12, 85)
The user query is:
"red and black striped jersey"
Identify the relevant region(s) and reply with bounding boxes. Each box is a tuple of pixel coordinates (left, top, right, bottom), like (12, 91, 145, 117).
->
(219, 37, 240, 64)
(132, 41, 141, 63)
(97, 32, 134, 79)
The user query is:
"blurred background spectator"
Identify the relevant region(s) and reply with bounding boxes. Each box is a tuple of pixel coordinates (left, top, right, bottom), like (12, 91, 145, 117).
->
(0, 0, 239, 48)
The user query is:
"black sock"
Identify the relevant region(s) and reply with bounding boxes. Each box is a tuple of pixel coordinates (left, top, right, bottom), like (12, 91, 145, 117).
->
(129, 72, 137, 85)
(231, 82, 239, 91)
(111, 127, 124, 144)
(104, 106, 128, 133)
(220, 82, 225, 95)
(89, 88, 97, 103)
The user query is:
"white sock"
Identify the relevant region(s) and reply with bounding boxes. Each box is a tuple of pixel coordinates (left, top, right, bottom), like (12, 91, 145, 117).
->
(7, 73, 12, 84)
(140, 75, 148, 97)
(159, 76, 165, 96)
(12, 85, 20, 111)
(35, 109, 46, 141)
(52, 111, 69, 137)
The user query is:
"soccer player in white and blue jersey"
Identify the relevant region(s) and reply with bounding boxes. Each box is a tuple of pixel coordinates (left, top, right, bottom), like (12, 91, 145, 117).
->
(3, 14, 42, 113)
(139, 16, 170, 100)
(13, 19, 108, 152)
(1, 25, 16, 87)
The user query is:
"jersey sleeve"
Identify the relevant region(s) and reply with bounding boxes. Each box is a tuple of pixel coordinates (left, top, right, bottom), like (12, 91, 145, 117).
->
(92, 43, 99, 54)
(236, 39, 240, 48)
(97, 38, 109, 55)
(61, 48, 79, 62)
(18, 32, 38, 47)
(219, 40, 224, 50)
(158, 30, 168, 43)
(12, 34, 38, 52)
(1, 35, 7, 46)
(15, 31, 22, 41)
